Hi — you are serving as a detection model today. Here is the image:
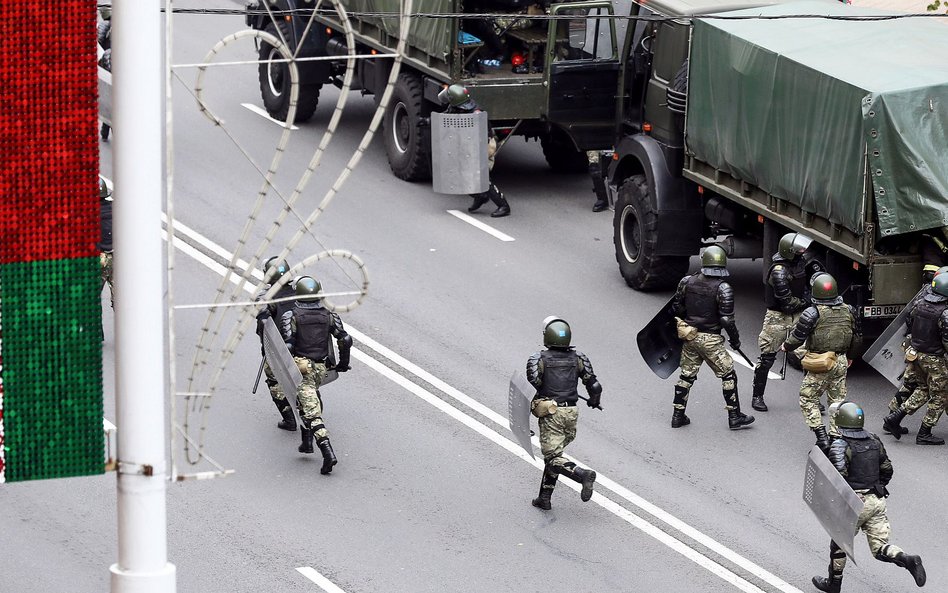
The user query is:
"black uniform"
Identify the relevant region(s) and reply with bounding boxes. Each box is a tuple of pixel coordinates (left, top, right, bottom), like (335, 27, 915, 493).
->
(920, 228, 948, 284)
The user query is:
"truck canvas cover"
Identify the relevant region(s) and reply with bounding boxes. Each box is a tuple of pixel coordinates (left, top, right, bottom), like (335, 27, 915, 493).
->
(343, 0, 452, 60)
(686, 1, 948, 237)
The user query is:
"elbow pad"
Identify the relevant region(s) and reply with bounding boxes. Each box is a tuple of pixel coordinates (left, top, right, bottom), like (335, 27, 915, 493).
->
(585, 378, 602, 397)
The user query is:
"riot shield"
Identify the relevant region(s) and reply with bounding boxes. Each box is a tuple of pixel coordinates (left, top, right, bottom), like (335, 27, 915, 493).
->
(431, 111, 489, 195)
(637, 296, 682, 379)
(802, 446, 864, 563)
(862, 290, 921, 387)
(262, 318, 303, 397)
(97, 48, 112, 127)
(322, 337, 339, 387)
(508, 370, 536, 459)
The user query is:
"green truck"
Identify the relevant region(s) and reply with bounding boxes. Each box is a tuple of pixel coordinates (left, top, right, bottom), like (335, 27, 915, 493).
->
(245, 0, 625, 181)
(606, 0, 948, 339)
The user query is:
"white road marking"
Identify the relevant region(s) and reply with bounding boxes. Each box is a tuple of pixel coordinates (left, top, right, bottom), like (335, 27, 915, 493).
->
(727, 348, 782, 380)
(168, 222, 803, 593)
(241, 103, 299, 130)
(447, 209, 515, 242)
(296, 567, 348, 593)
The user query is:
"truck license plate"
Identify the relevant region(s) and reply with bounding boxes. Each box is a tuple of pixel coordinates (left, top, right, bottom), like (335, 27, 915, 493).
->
(863, 305, 902, 318)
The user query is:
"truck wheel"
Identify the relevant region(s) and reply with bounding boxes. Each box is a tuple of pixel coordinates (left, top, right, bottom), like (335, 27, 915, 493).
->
(258, 23, 321, 123)
(613, 174, 690, 291)
(540, 129, 588, 173)
(383, 72, 431, 181)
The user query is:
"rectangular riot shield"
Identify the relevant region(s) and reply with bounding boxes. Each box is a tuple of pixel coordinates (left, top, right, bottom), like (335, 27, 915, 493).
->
(97, 52, 112, 127)
(262, 318, 303, 397)
(322, 337, 339, 387)
(803, 446, 864, 563)
(431, 111, 489, 195)
(637, 296, 682, 379)
(508, 370, 536, 459)
(862, 290, 921, 387)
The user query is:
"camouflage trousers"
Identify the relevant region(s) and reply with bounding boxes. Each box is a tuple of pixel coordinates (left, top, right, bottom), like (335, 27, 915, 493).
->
(100, 251, 114, 305)
(676, 333, 737, 410)
(900, 353, 948, 429)
(263, 359, 288, 403)
(799, 353, 847, 433)
(831, 493, 902, 574)
(293, 356, 329, 439)
(757, 310, 806, 359)
(536, 404, 578, 470)
(888, 361, 918, 412)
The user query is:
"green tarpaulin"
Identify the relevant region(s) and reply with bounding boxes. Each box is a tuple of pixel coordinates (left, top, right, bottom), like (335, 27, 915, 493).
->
(343, 0, 453, 60)
(686, 1, 948, 237)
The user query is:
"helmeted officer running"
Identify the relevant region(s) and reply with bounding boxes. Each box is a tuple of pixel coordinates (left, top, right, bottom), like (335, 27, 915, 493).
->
(671, 246, 754, 430)
(282, 276, 353, 474)
(882, 273, 948, 446)
(782, 273, 857, 453)
(527, 317, 601, 510)
(752, 232, 825, 412)
(812, 401, 926, 593)
(255, 257, 298, 431)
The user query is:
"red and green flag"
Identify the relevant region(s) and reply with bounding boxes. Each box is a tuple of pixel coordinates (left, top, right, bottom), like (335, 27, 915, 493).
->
(0, 0, 104, 483)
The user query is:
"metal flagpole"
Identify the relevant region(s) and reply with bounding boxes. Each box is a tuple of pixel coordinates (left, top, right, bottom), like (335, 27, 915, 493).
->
(109, 0, 176, 591)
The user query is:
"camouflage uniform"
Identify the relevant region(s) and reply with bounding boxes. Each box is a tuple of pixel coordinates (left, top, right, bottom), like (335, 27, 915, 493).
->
(282, 290, 352, 473)
(783, 300, 857, 451)
(98, 192, 113, 306)
(815, 424, 925, 591)
(526, 325, 602, 510)
(882, 289, 948, 445)
(752, 250, 824, 411)
(671, 265, 754, 430)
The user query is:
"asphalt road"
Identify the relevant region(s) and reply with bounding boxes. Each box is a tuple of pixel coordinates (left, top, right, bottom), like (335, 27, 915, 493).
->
(1, 3, 946, 593)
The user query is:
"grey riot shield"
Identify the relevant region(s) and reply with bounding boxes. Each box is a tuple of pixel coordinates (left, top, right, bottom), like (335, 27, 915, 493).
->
(322, 337, 339, 386)
(262, 317, 303, 396)
(431, 111, 489, 195)
(508, 370, 536, 459)
(97, 55, 112, 126)
(637, 296, 682, 379)
(803, 446, 864, 563)
(862, 290, 922, 387)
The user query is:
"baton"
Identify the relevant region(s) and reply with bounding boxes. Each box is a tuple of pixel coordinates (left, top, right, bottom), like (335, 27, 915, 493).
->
(251, 358, 265, 394)
(779, 329, 790, 380)
(734, 347, 756, 370)
(577, 395, 603, 411)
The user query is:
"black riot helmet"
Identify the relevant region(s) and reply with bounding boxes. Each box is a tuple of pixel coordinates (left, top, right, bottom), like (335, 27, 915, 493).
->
(295, 275, 322, 299)
(700, 245, 729, 277)
(99, 176, 112, 201)
(778, 232, 813, 260)
(263, 256, 290, 284)
(810, 273, 840, 304)
(542, 316, 571, 348)
(933, 273, 948, 298)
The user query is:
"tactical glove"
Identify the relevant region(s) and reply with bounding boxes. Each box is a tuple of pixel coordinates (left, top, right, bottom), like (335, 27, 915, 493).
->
(586, 393, 601, 409)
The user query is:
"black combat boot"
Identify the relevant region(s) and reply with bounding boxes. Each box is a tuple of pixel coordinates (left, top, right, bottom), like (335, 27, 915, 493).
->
(811, 575, 842, 593)
(892, 552, 926, 586)
(882, 409, 907, 440)
(467, 191, 489, 212)
(273, 398, 298, 431)
(557, 463, 597, 502)
(728, 408, 755, 430)
(298, 427, 314, 454)
(488, 186, 510, 218)
(723, 374, 754, 430)
(751, 354, 774, 412)
(916, 424, 945, 446)
(532, 467, 558, 510)
(671, 385, 691, 428)
(316, 438, 337, 474)
(813, 426, 831, 454)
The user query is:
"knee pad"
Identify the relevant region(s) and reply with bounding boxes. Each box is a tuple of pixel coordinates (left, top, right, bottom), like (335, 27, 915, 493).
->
(758, 352, 777, 368)
(721, 370, 737, 391)
(677, 374, 696, 390)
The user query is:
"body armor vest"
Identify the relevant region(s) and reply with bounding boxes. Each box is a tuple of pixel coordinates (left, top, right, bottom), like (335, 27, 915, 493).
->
(911, 298, 948, 355)
(844, 436, 882, 490)
(294, 305, 331, 360)
(538, 350, 579, 404)
(684, 275, 723, 333)
(98, 199, 113, 252)
(764, 259, 806, 311)
(807, 305, 853, 353)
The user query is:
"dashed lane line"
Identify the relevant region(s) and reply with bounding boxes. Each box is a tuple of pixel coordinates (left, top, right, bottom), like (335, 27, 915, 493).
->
(447, 209, 515, 242)
(241, 102, 300, 130)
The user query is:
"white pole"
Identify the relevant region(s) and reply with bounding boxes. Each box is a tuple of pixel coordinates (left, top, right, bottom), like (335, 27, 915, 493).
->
(109, 0, 176, 591)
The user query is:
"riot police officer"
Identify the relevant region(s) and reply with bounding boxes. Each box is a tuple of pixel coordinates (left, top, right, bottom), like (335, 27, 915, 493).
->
(882, 272, 948, 445)
(781, 273, 857, 452)
(98, 176, 113, 305)
(282, 276, 353, 474)
(751, 232, 825, 412)
(438, 84, 510, 217)
(254, 257, 297, 431)
(812, 402, 926, 593)
(670, 246, 754, 430)
(97, 6, 112, 141)
(527, 317, 601, 510)
(920, 226, 948, 285)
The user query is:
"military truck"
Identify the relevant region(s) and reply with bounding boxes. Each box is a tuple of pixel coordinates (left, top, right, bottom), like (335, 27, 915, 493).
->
(245, 0, 626, 181)
(605, 0, 948, 339)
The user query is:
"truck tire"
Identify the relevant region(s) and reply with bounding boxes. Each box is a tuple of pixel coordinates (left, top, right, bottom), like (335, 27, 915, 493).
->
(383, 72, 432, 181)
(258, 23, 321, 123)
(540, 129, 588, 173)
(613, 174, 690, 291)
